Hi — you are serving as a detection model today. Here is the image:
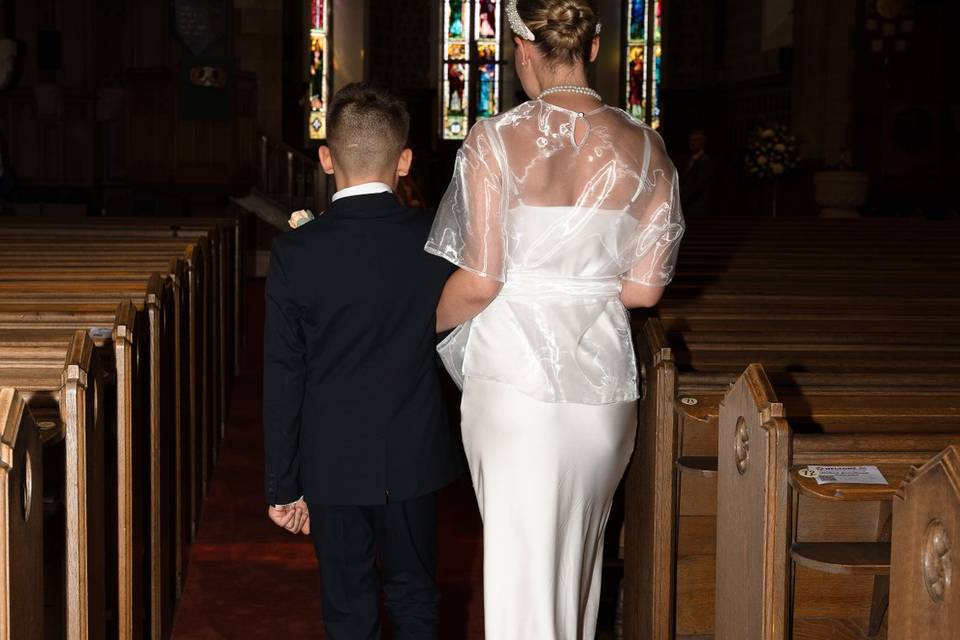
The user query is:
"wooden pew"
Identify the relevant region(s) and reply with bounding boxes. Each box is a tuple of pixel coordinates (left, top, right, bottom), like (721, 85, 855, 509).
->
(0, 388, 44, 640)
(0, 214, 243, 377)
(714, 367, 960, 639)
(0, 236, 221, 440)
(0, 238, 221, 461)
(714, 364, 790, 640)
(0, 251, 213, 508)
(0, 218, 243, 398)
(0, 278, 179, 640)
(0, 304, 148, 640)
(0, 331, 106, 640)
(889, 446, 960, 639)
(624, 318, 960, 639)
(0, 216, 240, 639)
(0, 258, 206, 541)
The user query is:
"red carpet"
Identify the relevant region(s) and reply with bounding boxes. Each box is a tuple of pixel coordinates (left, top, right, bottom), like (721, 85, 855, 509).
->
(172, 280, 485, 639)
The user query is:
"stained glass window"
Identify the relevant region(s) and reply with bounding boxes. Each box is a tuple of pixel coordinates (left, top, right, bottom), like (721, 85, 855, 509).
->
(442, 0, 503, 140)
(625, 0, 663, 129)
(308, 0, 331, 140)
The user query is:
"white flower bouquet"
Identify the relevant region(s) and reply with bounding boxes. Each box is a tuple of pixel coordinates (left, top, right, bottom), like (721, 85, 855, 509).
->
(288, 209, 315, 229)
(744, 124, 799, 180)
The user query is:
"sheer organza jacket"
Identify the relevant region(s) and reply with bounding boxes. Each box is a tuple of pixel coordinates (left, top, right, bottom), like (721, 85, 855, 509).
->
(426, 100, 685, 405)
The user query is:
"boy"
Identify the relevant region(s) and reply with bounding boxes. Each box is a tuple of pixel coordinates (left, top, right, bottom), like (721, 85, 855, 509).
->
(262, 83, 462, 639)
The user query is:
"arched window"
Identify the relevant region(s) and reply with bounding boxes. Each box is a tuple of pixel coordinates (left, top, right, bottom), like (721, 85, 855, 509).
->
(625, 0, 663, 129)
(308, 0, 331, 140)
(441, 0, 504, 140)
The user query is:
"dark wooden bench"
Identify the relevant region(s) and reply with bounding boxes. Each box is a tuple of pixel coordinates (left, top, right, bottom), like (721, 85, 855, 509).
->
(0, 331, 106, 640)
(0, 278, 178, 640)
(714, 366, 960, 639)
(0, 387, 44, 640)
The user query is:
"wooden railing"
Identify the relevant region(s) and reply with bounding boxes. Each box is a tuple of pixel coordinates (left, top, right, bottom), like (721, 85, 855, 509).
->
(256, 134, 332, 213)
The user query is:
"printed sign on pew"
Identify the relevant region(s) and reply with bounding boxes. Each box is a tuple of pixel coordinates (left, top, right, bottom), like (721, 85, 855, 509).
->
(799, 465, 888, 486)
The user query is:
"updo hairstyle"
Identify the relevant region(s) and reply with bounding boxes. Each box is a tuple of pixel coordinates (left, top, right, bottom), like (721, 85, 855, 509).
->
(516, 0, 600, 67)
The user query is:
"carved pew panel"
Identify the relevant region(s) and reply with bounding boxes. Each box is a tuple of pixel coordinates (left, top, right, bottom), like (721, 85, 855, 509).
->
(715, 364, 790, 640)
(0, 388, 44, 640)
(889, 446, 960, 639)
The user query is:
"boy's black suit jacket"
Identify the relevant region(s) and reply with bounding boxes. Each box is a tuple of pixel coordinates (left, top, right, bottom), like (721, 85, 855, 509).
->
(263, 191, 463, 506)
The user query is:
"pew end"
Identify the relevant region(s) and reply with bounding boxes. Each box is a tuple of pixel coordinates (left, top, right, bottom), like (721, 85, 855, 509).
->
(0, 388, 44, 640)
(889, 445, 960, 639)
(715, 364, 791, 640)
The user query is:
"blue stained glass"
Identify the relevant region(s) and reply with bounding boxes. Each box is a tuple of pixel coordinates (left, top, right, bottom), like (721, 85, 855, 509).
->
(630, 0, 646, 40)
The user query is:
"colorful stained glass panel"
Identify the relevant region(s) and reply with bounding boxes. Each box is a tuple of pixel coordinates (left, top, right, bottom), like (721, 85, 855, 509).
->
(624, 0, 663, 129)
(441, 0, 502, 140)
(443, 0, 471, 140)
(308, 0, 331, 140)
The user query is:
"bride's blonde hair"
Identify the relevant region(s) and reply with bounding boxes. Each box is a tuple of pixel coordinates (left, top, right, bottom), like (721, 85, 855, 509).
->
(516, 0, 599, 67)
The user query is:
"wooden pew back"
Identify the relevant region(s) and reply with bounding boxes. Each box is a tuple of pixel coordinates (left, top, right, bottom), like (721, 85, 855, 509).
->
(0, 388, 44, 640)
(890, 446, 960, 639)
(715, 364, 790, 640)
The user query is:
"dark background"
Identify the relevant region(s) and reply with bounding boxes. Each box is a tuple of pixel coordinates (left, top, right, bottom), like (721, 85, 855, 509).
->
(0, 0, 955, 221)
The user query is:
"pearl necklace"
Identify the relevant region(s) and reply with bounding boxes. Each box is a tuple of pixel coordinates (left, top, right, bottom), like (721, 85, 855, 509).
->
(538, 85, 603, 102)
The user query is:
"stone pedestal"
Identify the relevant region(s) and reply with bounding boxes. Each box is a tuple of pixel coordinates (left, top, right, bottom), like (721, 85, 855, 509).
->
(814, 170, 869, 218)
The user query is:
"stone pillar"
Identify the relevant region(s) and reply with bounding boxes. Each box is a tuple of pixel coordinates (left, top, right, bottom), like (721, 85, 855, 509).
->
(332, 0, 368, 91)
(792, 0, 858, 165)
(594, 0, 622, 107)
(235, 0, 283, 139)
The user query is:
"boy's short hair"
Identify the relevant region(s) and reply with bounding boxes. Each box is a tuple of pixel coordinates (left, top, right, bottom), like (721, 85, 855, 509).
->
(326, 83, 410, 175)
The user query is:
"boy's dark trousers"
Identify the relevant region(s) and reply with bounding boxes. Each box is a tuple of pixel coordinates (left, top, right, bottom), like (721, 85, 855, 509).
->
(309, 491, 440, 640)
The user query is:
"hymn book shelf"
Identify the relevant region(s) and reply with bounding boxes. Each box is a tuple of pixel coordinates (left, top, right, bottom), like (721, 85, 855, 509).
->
(0, 220, 238, 640)
(622, 216, 960, 640)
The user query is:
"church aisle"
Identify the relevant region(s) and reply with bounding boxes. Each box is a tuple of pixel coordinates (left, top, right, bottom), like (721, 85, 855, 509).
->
(172, 280, 485, 639)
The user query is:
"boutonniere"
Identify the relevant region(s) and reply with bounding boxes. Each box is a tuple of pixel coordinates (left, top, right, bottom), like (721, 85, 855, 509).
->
(288, 209, 315, 229)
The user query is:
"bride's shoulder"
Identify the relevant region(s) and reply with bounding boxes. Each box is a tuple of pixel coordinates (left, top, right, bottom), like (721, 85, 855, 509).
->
(468, 102, 540, 136)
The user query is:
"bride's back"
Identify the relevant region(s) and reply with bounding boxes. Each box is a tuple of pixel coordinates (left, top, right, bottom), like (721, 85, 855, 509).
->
(436, 99, 683, 282)
(493, 100, 661, 213)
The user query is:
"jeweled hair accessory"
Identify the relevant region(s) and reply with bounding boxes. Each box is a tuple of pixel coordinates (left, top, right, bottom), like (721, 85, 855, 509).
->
(506, 1, 604, 42)
(506, 0, 536, 41)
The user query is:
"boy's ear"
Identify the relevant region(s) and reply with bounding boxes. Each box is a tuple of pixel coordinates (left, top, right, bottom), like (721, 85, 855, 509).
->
(318, 145, 336, 175)
(396, 148, 413, 178)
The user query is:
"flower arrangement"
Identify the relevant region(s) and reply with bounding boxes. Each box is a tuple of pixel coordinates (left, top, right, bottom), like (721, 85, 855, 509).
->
(288, 209, 315, 229)
(744, 124, 799, 180)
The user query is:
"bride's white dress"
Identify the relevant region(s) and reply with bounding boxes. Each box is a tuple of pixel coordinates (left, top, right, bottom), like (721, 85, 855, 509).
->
(426, 100, 684, 639)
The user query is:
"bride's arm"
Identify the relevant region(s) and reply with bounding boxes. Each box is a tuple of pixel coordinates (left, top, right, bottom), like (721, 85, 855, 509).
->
(436, 269, 503, 332)
(620, 280, 664, 309)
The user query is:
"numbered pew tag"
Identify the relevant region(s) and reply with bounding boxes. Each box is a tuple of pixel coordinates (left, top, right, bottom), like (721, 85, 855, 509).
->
(89, 327, 114, 340)
(805, 465, 888, 486)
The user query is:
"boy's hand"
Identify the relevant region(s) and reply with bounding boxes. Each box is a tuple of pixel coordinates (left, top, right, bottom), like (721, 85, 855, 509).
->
(267, 498, 311, 535)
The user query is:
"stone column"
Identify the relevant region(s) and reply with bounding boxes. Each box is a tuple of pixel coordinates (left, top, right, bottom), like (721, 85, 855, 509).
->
(792, 0, 858, 165)
(235, 0, 283, 140)
(332, 0, 368, 91)
(594, 0, 622, 107)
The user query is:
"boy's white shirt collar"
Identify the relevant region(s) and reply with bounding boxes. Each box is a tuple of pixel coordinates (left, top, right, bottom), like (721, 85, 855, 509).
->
(331, 181, 393, 202)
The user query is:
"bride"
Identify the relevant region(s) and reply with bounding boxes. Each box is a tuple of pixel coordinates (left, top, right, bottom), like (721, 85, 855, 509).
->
(425, 0, 685, 637)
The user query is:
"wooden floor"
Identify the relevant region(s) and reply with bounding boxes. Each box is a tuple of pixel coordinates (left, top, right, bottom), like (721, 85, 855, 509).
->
(171, 280, 488, 639)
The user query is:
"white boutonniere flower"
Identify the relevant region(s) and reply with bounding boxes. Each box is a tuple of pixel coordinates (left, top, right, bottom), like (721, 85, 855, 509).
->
(288, 209, 315, 229)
